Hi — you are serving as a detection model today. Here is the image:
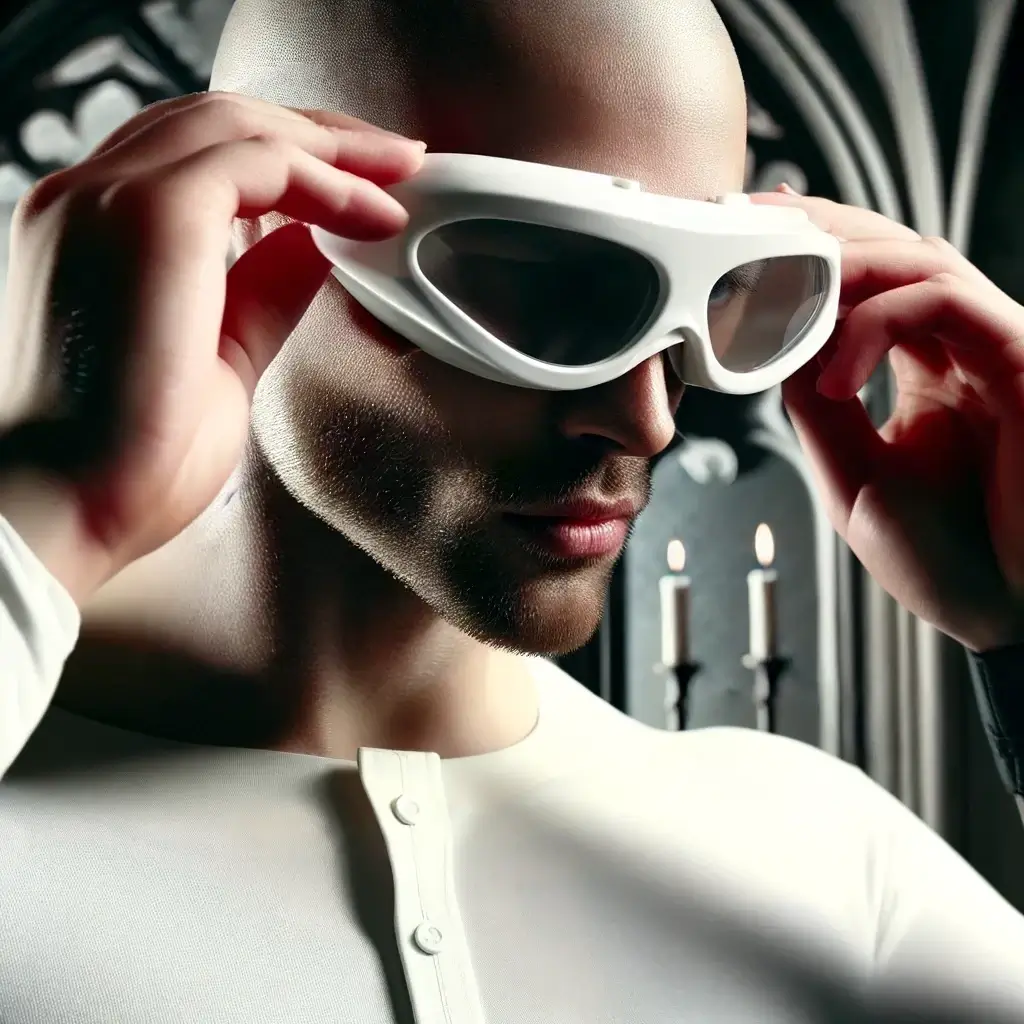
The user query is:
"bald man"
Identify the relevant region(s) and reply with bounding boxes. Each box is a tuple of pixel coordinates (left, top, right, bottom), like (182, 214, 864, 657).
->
(3, 0, 1024, 1021)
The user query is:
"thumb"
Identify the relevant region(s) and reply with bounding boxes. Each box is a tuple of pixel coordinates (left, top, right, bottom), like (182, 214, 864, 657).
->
(782, 354, 886, 535)
(219, 220, 332, 397)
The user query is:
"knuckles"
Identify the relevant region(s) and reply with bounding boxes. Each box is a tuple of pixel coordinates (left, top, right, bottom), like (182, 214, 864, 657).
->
(198, 89, 248, 109)
(920, 235, 961, 260)
(15, 168, 76, 221)
(93, 177, 158, 221)
(927, 270, 967, 305)
(182, 91, 268, 140)
(14, 90, 266, 223)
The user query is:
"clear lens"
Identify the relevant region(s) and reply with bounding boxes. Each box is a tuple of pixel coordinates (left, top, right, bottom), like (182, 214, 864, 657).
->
(416, 218, 661, 367)
(706, 255, 828, 372)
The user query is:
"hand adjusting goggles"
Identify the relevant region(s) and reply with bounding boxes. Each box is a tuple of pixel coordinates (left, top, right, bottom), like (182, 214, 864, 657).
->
(312, 154, 841, 394)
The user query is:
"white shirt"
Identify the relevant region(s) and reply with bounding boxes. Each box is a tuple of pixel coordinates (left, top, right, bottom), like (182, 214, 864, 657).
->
(3, 511, 1024, 1024)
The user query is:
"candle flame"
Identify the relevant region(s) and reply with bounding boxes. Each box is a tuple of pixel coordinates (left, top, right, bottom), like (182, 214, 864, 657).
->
(666, 539, 686, 573)
(754, 523, 775, 567)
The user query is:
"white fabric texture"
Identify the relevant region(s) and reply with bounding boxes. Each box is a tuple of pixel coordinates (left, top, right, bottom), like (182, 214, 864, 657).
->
(3, 511, 1024, 1023)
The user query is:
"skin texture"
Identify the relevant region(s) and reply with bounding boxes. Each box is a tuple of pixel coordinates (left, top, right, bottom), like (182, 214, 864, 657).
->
(50, 0, 749, 757)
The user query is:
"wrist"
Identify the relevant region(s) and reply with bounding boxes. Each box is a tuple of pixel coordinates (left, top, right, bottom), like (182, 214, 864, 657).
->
(0, 466, 118, 607)
(961, 619, 1024, 656)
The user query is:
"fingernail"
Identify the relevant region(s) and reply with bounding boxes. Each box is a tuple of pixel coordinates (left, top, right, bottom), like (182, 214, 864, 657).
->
(388, 135, 426, 149)
(332, 126, 425, 149)
(378, 132, 427, 150)
(816, 368, 854, 401)
(777, 182, 799, 195)
(352, 124, 424, 144)
(378, 191, 409, 218)
(384, 130, 425, 146)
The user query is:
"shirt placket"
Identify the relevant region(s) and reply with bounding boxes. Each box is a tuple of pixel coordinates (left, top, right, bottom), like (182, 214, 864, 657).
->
(358, 748, 487, 1024)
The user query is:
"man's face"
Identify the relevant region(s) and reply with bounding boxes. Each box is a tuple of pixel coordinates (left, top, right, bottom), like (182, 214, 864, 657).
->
(254, 277, 685, 656)
(247, 13, 748, 657)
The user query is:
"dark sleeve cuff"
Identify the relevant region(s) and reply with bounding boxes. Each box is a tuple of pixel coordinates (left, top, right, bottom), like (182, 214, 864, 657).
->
(966, 643, 1024, 796)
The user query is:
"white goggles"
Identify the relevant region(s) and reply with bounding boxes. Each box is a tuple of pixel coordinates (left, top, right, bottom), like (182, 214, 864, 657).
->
(312, 153, 841, 394)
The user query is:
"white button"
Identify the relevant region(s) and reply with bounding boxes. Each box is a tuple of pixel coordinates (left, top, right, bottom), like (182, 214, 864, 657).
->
(611, 177, 641, 190)
(413, 922, 444, 955)
(714, 193, 750, 205)
(391, 795, 420, 825)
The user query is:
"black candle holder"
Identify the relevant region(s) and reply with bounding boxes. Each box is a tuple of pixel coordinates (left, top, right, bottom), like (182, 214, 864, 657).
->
(740, 653, 790, 733)
(668, 661, 702, 731)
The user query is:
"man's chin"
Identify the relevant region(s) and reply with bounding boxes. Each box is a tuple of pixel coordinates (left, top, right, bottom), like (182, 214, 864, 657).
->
(471, 619, 602, 659)
(471, 572, 610, 658)
(508, 625, 601, 660)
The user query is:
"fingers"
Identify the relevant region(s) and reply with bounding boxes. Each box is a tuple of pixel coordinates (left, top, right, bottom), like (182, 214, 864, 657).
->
(219, 221, 332, 397)
(95, 136, 413, 432)
(89, 92, 210, 158)
(749, 190, 922, 241)
(838, 235, 998, 303)
(290, 105, 414, 137)
(818, 275, 1024, 415)
(782, 354, 886, 533)
(88, 91, 413, 161)
(112, 135, 411, 237)
(84, 93, 425, 188)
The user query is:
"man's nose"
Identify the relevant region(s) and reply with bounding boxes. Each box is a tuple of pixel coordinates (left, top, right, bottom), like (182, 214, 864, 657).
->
(557, 352, 684, 457)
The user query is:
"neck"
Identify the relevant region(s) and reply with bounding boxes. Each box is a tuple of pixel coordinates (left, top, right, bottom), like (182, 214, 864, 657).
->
(60, 459, 539, 760)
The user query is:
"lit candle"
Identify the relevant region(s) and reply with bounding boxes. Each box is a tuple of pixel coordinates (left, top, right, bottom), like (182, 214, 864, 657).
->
(659, 539, 691, 667)
(747, 523, 778, 661)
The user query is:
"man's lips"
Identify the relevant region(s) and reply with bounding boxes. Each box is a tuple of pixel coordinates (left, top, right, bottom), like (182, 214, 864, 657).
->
(511, 498, 642, 521)
(503, 499, 638, 561)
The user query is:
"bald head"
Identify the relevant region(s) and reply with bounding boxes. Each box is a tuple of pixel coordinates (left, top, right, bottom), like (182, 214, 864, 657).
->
(210, 0, 747, 197)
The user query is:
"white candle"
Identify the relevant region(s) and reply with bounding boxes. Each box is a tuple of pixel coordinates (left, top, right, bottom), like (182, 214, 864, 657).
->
(659, 575, 691, 667)
(746, 567, 778, 661)
(659, 539, 691, 667)
(747, 523, 778, 661)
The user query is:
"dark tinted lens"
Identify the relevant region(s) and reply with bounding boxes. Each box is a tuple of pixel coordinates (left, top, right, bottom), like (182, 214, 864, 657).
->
(707, 255, 827, 372)
(416, 219, 660, 366)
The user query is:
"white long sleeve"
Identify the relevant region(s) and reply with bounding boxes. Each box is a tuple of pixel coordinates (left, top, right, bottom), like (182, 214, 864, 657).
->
(0, 512, 81, 778)
(857, 760, 1024, 1020)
